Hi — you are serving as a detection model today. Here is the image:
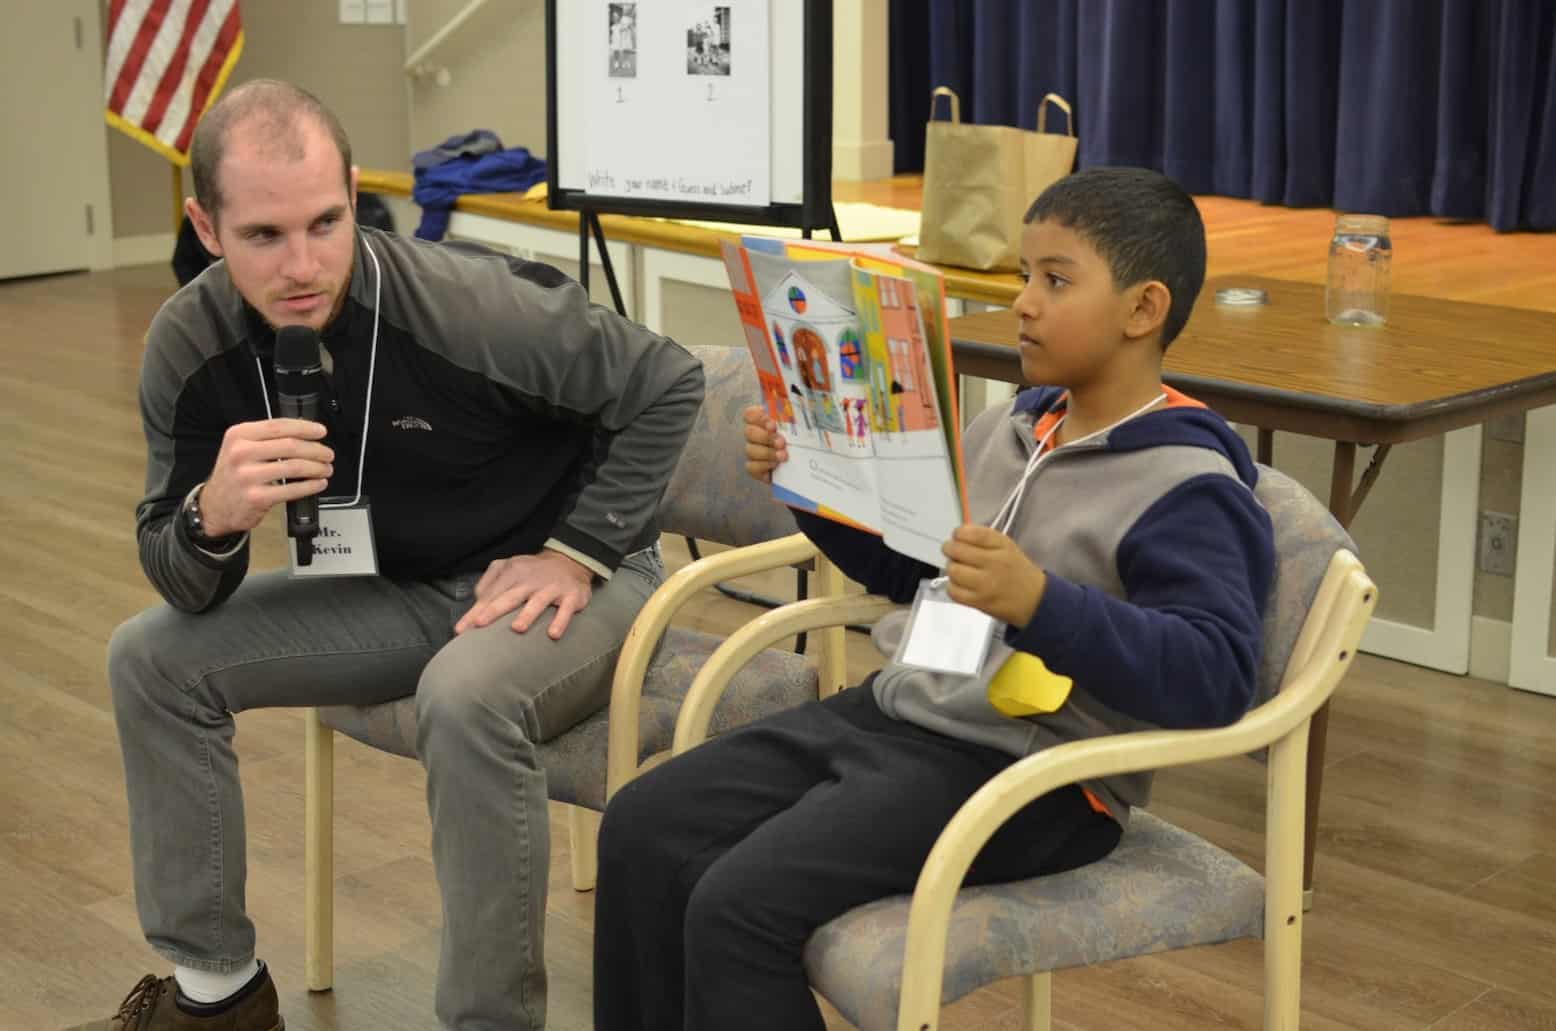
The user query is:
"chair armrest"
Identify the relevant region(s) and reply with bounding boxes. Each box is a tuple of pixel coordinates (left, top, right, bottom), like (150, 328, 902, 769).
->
(893, 551, 1376, 1030)
(606, 532, 821, 798)
(671, 593, 901, 755)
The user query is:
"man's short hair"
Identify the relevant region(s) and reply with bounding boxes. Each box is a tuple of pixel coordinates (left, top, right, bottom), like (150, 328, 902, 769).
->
(189, 79, 353, 225)
(1024, 166, 1206, 348)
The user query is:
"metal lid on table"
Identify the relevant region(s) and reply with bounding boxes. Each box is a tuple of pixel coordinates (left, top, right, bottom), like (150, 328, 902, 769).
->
(1214, 287, 1270, 307)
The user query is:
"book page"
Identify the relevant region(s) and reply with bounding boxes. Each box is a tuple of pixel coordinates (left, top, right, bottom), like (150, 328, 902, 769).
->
(733, 247, 882, 531)
(775, 239, 969, 516)
(850, 268, 963, 566)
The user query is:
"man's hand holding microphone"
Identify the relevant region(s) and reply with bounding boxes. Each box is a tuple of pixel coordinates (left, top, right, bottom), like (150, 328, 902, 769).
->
(196, 326, 333, 562)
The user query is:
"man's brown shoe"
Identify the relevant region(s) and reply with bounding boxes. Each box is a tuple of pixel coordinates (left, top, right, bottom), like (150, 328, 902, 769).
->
(68, 968, 284, 1030)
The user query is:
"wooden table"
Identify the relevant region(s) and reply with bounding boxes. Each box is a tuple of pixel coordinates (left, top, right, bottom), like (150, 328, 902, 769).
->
(949, 274, 1556, 898)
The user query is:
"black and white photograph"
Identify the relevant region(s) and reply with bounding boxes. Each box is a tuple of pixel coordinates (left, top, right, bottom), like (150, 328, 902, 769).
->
(685, 5, 731, 76)
(608, 2, 637, 78)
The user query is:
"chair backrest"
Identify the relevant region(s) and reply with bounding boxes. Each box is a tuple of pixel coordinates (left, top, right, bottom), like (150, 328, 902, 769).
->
(656, 345, 800, 547)
(1252, 464, 1357, 708)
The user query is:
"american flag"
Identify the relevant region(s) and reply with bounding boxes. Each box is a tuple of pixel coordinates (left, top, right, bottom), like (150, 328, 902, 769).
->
(104, 0, 244, 165)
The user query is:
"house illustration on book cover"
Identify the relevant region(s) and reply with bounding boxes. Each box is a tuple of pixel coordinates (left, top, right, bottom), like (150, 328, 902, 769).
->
(852, 269, 940, 436)
(761, 268, 862, 447)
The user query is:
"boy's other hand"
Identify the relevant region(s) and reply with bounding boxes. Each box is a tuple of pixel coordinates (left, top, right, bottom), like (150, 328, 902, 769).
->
(942, 525, 1048, 628)
(742, 404, 789, 484)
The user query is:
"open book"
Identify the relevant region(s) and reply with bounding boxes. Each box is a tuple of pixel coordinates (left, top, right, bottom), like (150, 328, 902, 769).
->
(720, 236, 969, 566)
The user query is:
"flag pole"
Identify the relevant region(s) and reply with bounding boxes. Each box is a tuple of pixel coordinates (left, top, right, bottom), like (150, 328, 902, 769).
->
(171, 164, 185, 233)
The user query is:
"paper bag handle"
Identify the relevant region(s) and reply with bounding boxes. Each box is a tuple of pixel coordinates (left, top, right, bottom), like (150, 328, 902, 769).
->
(1036, 93, 1074, 136)
(928, 86, 961, 125)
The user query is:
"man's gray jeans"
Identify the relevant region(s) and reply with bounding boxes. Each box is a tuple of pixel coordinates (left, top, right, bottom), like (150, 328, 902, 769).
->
(106, 546, 663, 1031)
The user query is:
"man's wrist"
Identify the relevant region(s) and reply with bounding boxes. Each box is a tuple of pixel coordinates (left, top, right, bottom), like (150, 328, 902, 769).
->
(181, 482, 245, 553)
(542, 539, 612, 581)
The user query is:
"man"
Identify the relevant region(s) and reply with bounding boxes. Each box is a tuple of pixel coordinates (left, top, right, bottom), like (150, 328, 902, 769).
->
(77, 80, 703, 1031)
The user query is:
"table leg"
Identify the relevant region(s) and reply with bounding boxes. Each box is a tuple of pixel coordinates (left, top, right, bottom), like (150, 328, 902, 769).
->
(1305, 441, 1357, 906)
(1257, 428, 1274, 466)
(1327, 439, 1357, 526)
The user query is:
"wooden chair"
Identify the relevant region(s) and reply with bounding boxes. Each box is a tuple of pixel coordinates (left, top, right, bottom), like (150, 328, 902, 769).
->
(668, 465, 1377, 1030)
(298, 345, 881, 990)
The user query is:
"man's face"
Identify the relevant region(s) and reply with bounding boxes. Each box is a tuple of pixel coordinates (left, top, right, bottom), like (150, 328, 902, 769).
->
(189, 118, 357, 333)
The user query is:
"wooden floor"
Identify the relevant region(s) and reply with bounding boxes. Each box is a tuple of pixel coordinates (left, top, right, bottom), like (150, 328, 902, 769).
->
(3, 199, 1555, 1030)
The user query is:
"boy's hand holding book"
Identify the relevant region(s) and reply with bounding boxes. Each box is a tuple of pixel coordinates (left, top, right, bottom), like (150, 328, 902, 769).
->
(942, 525, 1049, 628)
(742, 404, 789, 484)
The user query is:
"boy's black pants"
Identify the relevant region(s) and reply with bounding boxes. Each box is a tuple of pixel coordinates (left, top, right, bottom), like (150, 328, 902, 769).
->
(593, 681, 1123, 1031)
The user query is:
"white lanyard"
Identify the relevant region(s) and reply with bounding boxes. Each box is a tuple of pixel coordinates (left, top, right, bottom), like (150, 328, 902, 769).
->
(988, 391, 1168, 536)
(253, 238, 382, 509)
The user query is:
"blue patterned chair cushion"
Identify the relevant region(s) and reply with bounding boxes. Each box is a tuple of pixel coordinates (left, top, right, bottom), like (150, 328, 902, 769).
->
(316, 625, 818, 810)
(1251, 465, 1356, 710)
(803, 811, 1265, 1031)
(658, 345, 799, 545)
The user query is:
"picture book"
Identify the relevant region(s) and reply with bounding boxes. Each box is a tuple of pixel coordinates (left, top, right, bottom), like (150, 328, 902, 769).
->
(720, 235, 969, 566)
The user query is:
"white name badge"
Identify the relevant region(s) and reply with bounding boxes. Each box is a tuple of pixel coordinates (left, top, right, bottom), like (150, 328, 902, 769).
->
(894, 578, 999, 677)
(288, 498, 380, 578)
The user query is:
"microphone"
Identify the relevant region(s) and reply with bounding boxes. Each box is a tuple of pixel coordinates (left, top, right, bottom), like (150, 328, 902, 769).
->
(274, 326, 324, 566)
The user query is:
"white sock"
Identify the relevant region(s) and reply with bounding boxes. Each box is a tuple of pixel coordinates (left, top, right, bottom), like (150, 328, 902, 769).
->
(174, 958, 260, 1004)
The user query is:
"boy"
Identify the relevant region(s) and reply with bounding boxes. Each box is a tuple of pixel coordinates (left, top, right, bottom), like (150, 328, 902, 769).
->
(592, 167, 1275, 1031)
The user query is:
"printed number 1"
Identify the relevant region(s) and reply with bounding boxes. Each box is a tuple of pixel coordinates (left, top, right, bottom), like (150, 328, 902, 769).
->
(706, 83, 716, 102)
(616, 86, 625, 103)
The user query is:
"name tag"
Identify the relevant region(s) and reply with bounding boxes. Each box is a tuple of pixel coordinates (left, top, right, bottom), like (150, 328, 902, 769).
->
(894, 578, 998, 677)
(288, 498, 380, 578)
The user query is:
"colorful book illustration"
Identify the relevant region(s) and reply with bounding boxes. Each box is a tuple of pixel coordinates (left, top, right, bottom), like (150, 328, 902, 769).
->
(720, 236, 969, 566)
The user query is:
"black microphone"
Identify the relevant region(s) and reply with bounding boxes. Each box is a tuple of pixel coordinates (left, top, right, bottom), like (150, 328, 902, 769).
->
(274, 326, 324, 566)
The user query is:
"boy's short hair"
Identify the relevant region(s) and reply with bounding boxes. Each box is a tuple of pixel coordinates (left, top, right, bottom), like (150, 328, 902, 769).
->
(1024, 167, 1206, 348)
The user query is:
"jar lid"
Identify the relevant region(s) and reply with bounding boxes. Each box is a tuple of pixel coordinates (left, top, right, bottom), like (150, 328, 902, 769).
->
(1214, 287, 1269, 306)
(1335, 213, 1390, 233)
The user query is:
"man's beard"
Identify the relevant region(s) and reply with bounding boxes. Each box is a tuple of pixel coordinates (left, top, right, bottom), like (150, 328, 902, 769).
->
(260, 268, 350, 331)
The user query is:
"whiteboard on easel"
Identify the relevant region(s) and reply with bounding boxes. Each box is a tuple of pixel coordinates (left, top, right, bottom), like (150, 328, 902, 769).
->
(548, 0, 830, 226)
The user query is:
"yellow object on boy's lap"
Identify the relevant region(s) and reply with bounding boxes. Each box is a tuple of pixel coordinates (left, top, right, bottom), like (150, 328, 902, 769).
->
(987, 651, 1073, 716)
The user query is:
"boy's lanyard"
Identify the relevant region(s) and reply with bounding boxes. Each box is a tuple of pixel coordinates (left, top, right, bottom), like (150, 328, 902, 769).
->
(252, 239, 382, 508)
(987, 391, 1168, 536)
(897, 391, 1171, 679)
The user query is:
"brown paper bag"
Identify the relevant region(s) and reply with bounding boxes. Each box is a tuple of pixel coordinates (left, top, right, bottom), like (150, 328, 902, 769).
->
(917, 88, 1077, 272)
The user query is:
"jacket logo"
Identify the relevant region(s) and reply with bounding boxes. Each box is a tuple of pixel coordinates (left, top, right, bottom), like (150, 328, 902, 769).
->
(391, 416, 433, 431)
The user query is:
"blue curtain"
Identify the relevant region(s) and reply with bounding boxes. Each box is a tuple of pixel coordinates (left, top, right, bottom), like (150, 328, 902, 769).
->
(889, 0, 1556, 231)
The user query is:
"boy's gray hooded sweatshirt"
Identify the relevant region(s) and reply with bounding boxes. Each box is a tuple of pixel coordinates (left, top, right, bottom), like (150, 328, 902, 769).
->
(794, 386, 1275, 823)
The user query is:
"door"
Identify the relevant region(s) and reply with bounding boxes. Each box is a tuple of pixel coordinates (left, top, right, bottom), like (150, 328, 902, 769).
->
(0, 4, 99, 280)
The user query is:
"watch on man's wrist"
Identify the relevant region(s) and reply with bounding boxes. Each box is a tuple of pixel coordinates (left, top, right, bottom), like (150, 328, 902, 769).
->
(182, 482, 240, 550)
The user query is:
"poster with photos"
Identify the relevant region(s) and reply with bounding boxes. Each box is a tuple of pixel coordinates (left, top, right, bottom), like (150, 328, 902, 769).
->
(585, 0, 771, 207)
(608, 3, 637, 77)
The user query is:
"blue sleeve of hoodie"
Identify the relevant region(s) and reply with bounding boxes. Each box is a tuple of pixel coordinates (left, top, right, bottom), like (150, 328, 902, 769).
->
(791, 509, 938, 604)
(1005, 474, 1274, 729)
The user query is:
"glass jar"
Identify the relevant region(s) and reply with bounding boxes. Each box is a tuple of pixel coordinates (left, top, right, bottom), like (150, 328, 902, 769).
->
(1326, 214, 1392, 327)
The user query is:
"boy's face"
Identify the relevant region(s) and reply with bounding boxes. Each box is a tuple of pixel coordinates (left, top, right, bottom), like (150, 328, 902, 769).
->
(1013, 219, 1141, 389)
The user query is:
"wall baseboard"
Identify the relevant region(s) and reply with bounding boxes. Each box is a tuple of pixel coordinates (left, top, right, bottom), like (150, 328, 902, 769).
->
(1469, 616, 1513, 685)
(114, 233, 176, 269)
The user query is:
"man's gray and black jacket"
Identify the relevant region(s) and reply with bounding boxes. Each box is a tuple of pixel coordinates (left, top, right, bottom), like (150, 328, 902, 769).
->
(136, 226, 704, 613)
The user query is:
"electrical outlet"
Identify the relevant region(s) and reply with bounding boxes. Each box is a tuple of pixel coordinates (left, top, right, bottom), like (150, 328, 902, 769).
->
(1487, 413, 1525, 444)
(1478, 511, 1517, 576)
